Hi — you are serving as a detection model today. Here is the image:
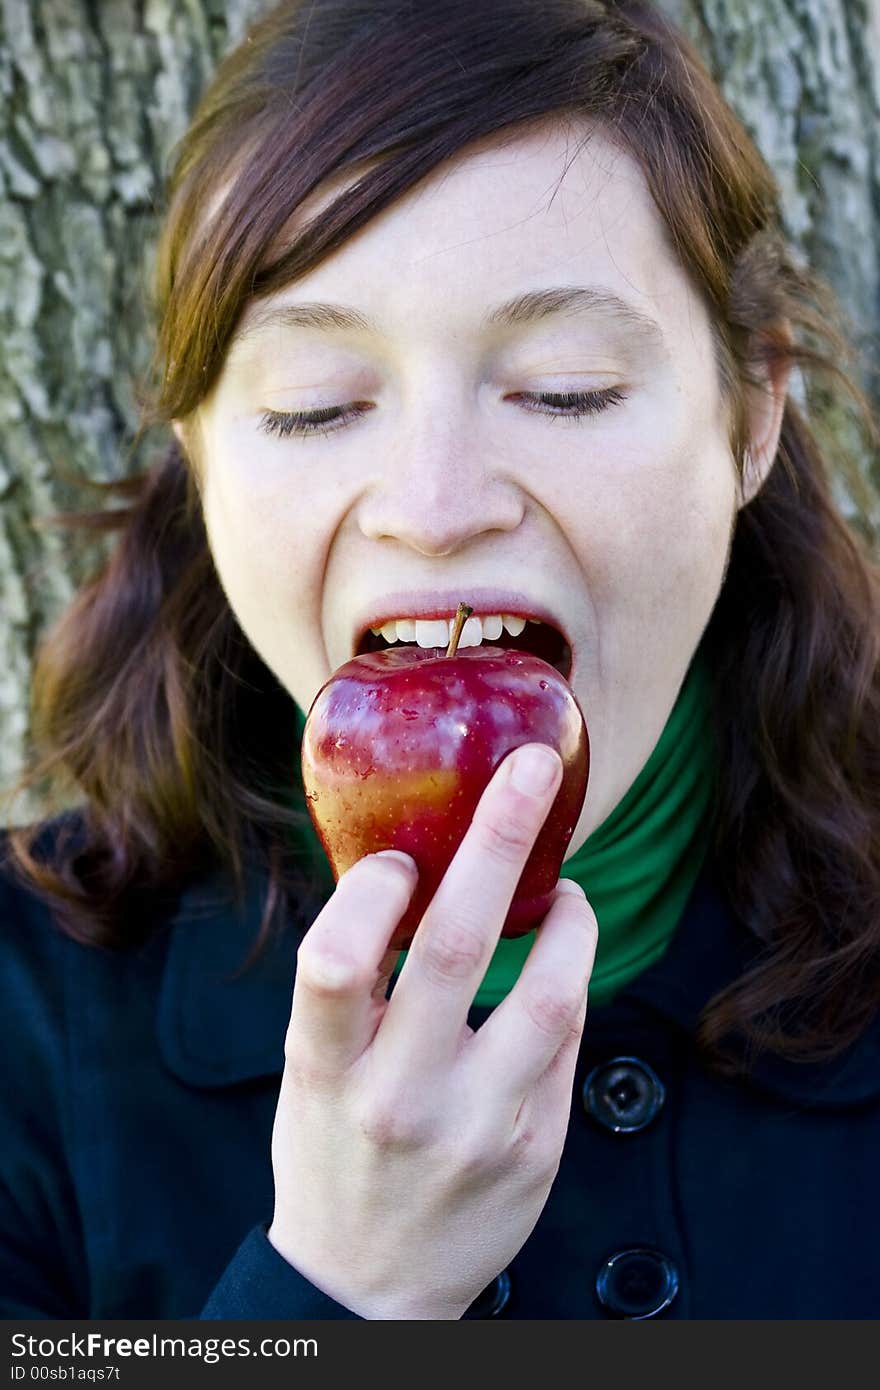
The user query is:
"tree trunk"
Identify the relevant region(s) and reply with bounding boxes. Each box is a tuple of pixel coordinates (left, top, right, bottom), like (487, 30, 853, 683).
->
(1, 0, 878, 822)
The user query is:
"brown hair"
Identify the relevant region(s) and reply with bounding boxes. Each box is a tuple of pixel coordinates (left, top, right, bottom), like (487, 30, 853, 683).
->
(3, 0, 878, 1070)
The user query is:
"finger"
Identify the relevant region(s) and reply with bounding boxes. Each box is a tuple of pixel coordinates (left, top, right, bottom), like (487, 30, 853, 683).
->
(505, 1021, 586, 1177)
(287, 851, 417, 1079)
(470, 877, 598, 1104)
(380, 743, 564, 1072)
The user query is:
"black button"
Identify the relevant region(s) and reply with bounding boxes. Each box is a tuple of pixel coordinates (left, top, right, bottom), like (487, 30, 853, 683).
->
(462, 1268, 512, 1318)
(596, 1248, 679, 1319)
(582, 1056, 665, 1133)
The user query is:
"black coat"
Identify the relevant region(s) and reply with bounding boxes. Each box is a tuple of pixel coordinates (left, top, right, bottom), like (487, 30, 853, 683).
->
(2, 813, 879, 1320)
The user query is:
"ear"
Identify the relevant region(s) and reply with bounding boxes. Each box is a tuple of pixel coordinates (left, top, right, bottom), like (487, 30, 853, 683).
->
(172, 421, 186, 450)
(737, 322, 794, 510)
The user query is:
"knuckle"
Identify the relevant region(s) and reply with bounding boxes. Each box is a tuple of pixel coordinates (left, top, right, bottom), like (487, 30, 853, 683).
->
(511, 1116, 565, 1178)
(509, 1116, 539, 1156)
(475, 807, 535, 865)
(521, 980, 586, 1039)
(295, 941, 369, 999)
(455, 1135, 499, 1180)
(356, 1093, 431, 1150)
(415, 916, 486, 983)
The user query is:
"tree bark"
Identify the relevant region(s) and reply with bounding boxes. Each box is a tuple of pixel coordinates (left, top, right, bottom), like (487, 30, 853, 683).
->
(1, 0, 878, 821)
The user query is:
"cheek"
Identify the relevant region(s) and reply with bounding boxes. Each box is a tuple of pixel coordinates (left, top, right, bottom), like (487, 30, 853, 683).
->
(571, 432, 736, 615)
(200, 462, 311, 628)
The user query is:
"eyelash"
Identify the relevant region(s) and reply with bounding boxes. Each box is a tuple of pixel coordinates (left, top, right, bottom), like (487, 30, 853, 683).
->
(257, 387, 628, 439)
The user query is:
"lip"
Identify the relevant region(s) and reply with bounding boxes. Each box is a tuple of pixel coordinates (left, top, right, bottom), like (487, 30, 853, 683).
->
(349, 586, 575, 674)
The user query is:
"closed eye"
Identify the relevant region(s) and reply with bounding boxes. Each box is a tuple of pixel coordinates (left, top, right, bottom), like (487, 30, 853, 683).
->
(257, 387, 628, 439)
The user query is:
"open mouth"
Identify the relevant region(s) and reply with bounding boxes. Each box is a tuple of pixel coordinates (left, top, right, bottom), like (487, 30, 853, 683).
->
(356, 618, 573, 681)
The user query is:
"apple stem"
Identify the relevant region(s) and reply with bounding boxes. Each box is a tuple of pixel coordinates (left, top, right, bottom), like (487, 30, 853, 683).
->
(446, 603, 473, 658)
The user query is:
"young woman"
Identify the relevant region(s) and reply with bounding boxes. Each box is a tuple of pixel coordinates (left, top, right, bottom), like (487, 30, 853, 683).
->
(2, 0, 878, 1320)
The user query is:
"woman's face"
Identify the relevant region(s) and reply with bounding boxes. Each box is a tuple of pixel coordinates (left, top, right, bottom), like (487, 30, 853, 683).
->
(179, 121, 785, 853)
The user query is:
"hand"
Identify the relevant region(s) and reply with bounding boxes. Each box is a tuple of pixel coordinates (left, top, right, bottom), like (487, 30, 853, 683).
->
(267, 742, 598, 1319)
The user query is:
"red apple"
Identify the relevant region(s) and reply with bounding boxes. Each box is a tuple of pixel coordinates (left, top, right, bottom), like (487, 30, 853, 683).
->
(301, 603, 590, 950)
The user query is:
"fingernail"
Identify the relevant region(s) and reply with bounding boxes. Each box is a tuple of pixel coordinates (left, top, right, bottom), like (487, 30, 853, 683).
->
(556, 878, 585, 897)
(510, 745, 561, 796)
(375, 849, 416, 872)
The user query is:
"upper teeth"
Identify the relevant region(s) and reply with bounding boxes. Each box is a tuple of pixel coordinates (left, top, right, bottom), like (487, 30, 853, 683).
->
(369, 612, 541, 648)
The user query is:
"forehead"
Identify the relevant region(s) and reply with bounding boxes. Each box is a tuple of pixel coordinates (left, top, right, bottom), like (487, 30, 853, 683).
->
(221, 119, 701, 351)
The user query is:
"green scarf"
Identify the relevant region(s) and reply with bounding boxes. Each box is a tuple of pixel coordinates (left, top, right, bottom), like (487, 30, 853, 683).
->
(290, 645, 719, 1009)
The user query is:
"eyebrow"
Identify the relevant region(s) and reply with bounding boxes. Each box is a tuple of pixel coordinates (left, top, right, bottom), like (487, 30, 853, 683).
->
(229, 284, 669, 355)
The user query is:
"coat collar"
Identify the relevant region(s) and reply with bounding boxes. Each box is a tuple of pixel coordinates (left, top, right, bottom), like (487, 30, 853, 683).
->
(156, 852, 880, 1107)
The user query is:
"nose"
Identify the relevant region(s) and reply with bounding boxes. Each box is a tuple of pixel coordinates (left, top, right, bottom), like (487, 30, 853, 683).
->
(355, 401, 524, 557)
